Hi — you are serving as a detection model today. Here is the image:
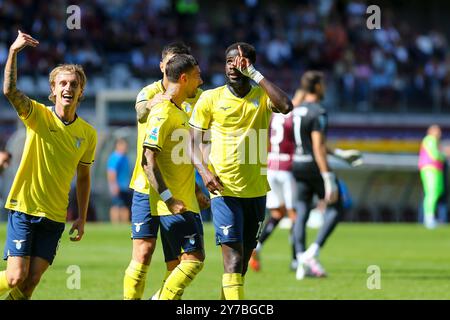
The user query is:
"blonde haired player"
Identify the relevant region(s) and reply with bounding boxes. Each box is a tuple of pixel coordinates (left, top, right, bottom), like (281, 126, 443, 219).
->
(0, 31, 96, 299)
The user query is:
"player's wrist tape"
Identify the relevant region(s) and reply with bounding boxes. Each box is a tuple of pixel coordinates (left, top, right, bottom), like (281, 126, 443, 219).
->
(321, 172, 337, 189)
(160, 189, 173, 202)
(243, 64, 264, 84)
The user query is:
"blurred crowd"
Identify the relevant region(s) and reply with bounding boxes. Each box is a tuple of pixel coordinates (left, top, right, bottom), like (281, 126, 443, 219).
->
(1, 0, 450, 112)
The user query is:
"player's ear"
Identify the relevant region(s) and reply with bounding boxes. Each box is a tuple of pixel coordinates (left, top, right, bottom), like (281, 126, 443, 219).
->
(160, 61, 165, 74)
(180, 73, 188, 84)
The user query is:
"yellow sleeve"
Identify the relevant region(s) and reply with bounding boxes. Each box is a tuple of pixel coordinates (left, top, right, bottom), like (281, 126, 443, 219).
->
(136, 87, 150, 104)
(21, 100, 49, 129)
(136, 83, 161, 104)
(80, 129, 97, 166)
(143, 109, 172, 151)
(189, 92, 212, 131)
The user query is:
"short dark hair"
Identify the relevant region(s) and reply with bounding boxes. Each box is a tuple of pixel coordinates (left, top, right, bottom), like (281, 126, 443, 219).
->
(300, 71, 324, 94)
(165, 54, 198, 82)
(161, 42, 191, 60)
(225, 42, 256, 64)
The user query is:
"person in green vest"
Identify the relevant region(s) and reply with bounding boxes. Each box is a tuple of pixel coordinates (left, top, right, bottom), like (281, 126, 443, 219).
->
(418, 125, 446, 229)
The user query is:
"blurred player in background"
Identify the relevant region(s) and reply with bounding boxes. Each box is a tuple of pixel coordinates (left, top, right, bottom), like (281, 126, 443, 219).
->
(0, 31, 96, 299)
(0, 151, 11, 176)
(291, 71, 361, 280)
(0, 150, 12, 210)
(142, 54, 207, 300)
(249, 111, 298, 272)
(107, 137, 132, 223)
(418, 125, 447, 229)
(124, 42, 204, 300)
(190, 42, 293, 299)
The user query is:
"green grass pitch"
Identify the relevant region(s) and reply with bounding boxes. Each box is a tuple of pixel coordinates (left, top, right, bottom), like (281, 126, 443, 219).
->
(1, 222, 450, 300)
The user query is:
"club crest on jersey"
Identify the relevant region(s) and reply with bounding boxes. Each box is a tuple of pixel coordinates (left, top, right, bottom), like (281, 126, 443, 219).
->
(13, 239, 25, 250)
(251, 99, 259, 108)
(74, 137, 85, 148)
(183, 103, 191, 114)
(134, 222, 144, 233)
(220, 225, 232, 236)
(184, 234, 197, 245)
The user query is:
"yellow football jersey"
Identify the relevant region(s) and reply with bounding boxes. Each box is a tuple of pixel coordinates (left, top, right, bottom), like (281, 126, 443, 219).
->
(189, 84, 272, 198)
(143, 100, 199, 216)
(5, 100, 97, 223)
(129, 81, 165, 193)
(129, 80, 202, 194)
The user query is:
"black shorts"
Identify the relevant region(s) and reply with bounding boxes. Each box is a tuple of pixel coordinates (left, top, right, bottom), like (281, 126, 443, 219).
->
(293, 162, 340, 202)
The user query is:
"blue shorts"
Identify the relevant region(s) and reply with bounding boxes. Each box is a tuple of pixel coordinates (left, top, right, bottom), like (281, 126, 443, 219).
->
(131, 191, 159, 239)
(160, 212, 204, 262)
(3, 211, 65, 265)
(112, 190, 132, 208)
(211, 196, 266, 248)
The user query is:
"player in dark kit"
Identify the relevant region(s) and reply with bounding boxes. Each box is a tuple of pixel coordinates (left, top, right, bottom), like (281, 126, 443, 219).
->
(249, 111, 298, 272)
(291, 71, 361, 280)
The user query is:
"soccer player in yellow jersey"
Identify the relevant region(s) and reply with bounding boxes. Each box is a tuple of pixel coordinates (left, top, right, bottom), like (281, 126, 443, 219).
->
(0, 31, 96, 300)
(124, 43, 205, 300)
(189, 42, 293, 299)
(142, 54, 205, 300)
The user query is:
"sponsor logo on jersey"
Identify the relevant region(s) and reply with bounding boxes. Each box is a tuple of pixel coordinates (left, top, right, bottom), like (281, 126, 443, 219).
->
(149, 128, 159, 141)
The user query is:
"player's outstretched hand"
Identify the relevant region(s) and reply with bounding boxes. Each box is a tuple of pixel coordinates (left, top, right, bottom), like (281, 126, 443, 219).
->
(334, 149, 363, 167)
(166, 197, 187, 214)
(196, 190, 211, 210)
(10, 30, 39, 53)
(69, 218, 85, 242)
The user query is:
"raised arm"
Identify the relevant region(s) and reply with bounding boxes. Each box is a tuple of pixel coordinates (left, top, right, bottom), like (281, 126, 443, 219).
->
(258, 78, 293, 114)
(234, 45, 293, 114)
(3, 30, 39, 118)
